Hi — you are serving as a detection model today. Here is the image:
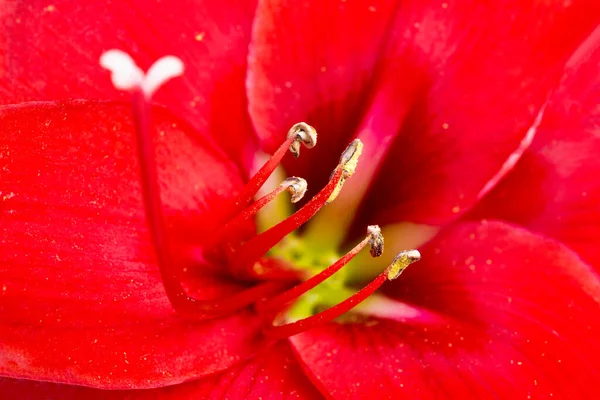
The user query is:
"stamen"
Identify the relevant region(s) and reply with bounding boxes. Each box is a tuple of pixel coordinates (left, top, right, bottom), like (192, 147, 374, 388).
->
(262, 249, 421, 339)
(326, 139, 363, 204)
(256, 225, 383, 315)
(230, 123, 317, 215)
(206, 177, 307, 252)
(230, 165, 345, 275)
(287, 122, 317, 158)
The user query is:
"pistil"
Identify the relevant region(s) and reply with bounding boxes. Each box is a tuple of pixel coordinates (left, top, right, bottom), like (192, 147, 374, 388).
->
(100, 50, 296, 318)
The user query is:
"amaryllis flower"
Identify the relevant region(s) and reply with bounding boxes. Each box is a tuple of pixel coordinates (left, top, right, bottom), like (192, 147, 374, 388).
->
(2, 0, 600, 398)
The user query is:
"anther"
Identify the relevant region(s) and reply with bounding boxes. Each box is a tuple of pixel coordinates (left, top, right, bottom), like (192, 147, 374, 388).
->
(326, 139, 363, 204)
(367, 225, 384, 257)
(287, 122, 317, 158)
(281, 177, 308, 203)
(386, 249, 421, 280)
(339, 139, 363, 179)
(262, 248, 420, 339)
(228, 123, 317, 217)
(256, 225, 385, 315)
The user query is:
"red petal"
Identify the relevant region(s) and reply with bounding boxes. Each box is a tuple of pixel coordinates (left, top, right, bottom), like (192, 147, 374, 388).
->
(468, 25, 600, 269)
(247, 0, 406, 201)
(0, 342, 322, 399)
(0, 101, 263, 388)
(357, 0, 600, 228)
(291, 221, 600, 398)
(1, 0, 258, 164)
(247, 0, 600, 234)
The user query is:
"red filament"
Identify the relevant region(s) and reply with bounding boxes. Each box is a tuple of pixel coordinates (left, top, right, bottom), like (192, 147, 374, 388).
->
(262, 271, 389, 339)
(230, 167, 343, 273)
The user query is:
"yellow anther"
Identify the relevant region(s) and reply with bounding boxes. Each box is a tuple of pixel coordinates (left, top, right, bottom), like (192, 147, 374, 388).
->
(339, 139, 363, 178)
(325, 139, 363, 204)
(387, 250, 421, 280)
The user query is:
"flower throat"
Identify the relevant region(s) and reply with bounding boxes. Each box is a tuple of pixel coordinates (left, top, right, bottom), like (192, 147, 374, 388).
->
(100, 50, 420, 338)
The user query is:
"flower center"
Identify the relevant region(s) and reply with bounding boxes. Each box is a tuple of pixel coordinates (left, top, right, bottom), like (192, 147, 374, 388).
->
(100, 51, 421, 337)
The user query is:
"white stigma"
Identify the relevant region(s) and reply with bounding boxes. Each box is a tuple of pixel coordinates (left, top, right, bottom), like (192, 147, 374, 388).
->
(99, 50, 144, 91)
(100, 49, 184, 98)
(143, 56, 184, 97)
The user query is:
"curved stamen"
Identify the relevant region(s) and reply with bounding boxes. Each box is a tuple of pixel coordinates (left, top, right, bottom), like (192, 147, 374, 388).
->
(230, 167, 344, 277)
(205, 177, 307, 253)
(230, 123, 317, 216)
(230, 139, 363, 275)
(256, 225, 383, 314)
(262, 249, 421, 339)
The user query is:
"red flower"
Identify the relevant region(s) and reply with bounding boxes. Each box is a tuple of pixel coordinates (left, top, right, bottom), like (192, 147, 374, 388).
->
(2, 0, 600, 398)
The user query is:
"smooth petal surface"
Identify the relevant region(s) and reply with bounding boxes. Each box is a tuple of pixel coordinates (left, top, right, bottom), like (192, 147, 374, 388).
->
(247, 0, 410, 204)
(0, 342, 322, 399)
(248, 0, 600, 242)
(291, 221, 600, 399)
(468, 25, 600, 269)
(1, 0, 258, 165)
(359, 0, 599, 226)
(0, 101, 263, 388)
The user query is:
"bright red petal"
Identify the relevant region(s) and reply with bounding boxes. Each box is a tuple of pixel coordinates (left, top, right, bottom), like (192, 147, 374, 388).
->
(0, 101, 264, 388)
(468, 25, 600, 270)
(247, 0, 600, 234)
(0, 342, 322, 399)
(1, 0, 258, 164)
(291, 221, 600, 398)
(356, 0, 600, 229)
(247, 0, 408, 202)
